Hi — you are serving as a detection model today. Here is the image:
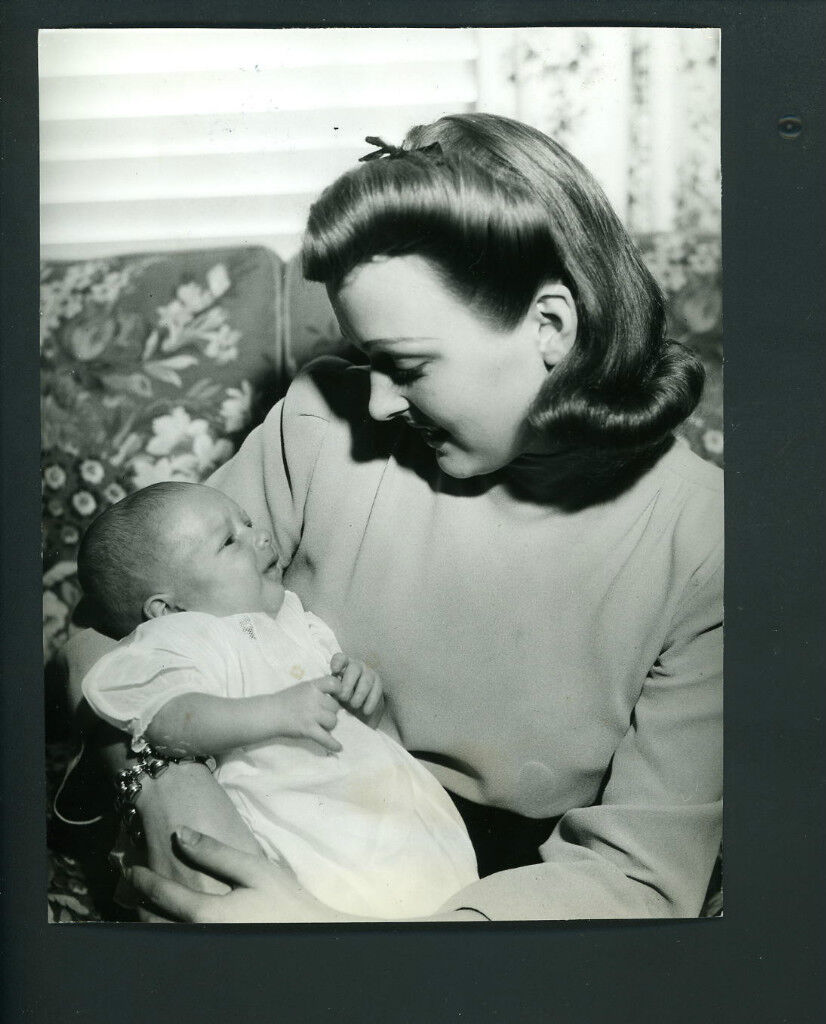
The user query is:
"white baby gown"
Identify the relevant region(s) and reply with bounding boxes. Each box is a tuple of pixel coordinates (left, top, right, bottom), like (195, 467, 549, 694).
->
(82, 591, 478, 919)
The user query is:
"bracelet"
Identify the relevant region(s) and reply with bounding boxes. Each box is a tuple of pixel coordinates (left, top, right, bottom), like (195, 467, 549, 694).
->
(114, 745, 217, 842)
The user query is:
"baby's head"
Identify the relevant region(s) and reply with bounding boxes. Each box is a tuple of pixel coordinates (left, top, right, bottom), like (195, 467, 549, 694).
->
(77, 481, 284, 639)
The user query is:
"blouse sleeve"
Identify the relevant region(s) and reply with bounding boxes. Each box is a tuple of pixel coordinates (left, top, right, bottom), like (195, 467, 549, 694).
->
(442, 540, 724, 921)
(81, 614, 236, 746)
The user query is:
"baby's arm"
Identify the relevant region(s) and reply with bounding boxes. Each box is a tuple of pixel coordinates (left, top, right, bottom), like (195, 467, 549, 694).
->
(145, 677, 344, 757)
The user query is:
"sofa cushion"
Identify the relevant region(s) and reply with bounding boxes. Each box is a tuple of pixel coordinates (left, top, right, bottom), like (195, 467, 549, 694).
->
(41, 246, 284, 667)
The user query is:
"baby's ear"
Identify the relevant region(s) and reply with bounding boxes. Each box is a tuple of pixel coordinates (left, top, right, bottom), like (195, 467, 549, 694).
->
(143, 594, 179, 620)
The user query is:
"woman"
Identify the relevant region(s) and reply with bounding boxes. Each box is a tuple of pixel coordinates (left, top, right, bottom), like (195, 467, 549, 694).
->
(66, 113, 722, 922)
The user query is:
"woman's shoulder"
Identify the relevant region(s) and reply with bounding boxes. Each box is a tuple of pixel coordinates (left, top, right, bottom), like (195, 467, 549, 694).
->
(658, 437, 723, 497)
(651, 439, 724, 567)
(282, 356, 370, 426)
(272, 356, 400, 480)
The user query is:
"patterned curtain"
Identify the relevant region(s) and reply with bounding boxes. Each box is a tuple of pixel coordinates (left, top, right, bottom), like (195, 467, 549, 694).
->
(477, 27, 720, 236)
(475, 28, 722, 466)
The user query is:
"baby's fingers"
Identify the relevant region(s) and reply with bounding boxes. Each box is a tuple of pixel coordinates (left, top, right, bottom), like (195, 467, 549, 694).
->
(309, 723, 342, 754)
(362, 680, 383, 717)
(329, 652, 348, 676)
(317, 706, 339, 732)
(347, 672, 376, 710)
(338, 662, 363, 702)
(317, 675, 342, 698)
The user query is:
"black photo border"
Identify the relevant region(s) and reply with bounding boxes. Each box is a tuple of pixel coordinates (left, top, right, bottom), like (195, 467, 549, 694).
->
(2, 2, 825, 1022)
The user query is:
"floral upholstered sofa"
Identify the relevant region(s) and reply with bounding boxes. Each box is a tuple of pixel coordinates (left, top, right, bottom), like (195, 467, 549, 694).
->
(42, 235, 722, 921)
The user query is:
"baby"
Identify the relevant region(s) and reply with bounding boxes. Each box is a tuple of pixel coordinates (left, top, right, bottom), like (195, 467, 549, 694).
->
(78, 481, 478, 919)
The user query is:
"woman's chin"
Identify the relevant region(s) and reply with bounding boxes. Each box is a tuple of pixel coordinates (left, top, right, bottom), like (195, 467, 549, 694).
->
(435, 445, 509, 479)
(437, 457, 477, 479)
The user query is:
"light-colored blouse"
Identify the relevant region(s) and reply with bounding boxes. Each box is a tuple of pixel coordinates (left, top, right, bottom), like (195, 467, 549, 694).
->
(209, 358, 724, 920)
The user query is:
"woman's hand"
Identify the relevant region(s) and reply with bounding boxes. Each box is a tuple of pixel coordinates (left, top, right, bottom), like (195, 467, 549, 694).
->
(129, 829, 489, 924)
(130, 827, 353, 923)
(128, 760, 265, 919)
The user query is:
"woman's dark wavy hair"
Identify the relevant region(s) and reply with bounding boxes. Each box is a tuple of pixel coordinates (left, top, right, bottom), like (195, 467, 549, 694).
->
(302, 113, 704, 485)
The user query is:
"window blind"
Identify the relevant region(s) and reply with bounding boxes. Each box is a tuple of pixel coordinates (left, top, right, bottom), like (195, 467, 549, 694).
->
(39, 28, 483, 261)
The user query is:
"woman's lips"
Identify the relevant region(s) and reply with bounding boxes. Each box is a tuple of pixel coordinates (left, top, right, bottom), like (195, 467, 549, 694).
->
(410, 423, 450, 449)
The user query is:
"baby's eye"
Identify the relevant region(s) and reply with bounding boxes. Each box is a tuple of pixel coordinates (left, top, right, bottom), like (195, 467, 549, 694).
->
(222, 535, 235, 548)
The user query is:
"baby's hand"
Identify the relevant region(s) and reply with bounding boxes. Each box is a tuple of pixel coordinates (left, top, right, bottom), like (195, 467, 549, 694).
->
(329, 653, 383, 717)
(275, 677, 343, 753)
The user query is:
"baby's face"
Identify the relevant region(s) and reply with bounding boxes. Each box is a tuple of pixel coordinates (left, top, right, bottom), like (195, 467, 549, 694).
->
(158, 486, 285, 618)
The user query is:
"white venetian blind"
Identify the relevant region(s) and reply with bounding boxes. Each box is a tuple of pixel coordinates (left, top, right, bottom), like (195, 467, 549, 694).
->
(39, 28, 482, 261)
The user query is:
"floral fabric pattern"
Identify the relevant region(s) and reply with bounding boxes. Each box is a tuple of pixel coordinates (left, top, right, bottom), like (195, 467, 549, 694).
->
(41, 248, 283, 666)
(638, 232, 723, 468)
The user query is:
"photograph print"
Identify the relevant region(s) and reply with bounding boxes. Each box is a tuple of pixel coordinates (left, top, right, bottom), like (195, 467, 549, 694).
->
(41, 26, 723, 923)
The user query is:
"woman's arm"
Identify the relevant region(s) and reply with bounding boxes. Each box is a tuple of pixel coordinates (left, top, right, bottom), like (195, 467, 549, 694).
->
(441, 547, 724, 921)
(130, 828, 488, 923)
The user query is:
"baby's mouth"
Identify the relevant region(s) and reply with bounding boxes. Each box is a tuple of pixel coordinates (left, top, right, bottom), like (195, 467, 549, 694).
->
(262, 554, 280, 575)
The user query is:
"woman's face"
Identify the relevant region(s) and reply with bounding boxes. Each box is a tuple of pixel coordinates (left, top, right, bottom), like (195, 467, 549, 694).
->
(331, 256, 551, 478)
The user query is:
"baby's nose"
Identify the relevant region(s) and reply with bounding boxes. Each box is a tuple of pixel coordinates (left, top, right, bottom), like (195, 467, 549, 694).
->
(254, 529, 272, 548)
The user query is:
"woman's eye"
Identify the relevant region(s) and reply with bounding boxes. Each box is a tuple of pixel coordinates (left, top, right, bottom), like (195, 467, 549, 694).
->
(389, 364, 425, 386)
(372, 353, 426, 386)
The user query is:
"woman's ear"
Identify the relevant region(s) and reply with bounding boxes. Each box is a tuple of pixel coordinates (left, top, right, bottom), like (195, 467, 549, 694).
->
(535, 283, 578, 368)
(143, 593, 180, 621)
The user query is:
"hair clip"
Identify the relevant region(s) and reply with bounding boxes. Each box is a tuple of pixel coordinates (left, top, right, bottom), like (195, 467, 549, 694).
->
(358, 136, 443, 163)
(359, 136, 403, 162)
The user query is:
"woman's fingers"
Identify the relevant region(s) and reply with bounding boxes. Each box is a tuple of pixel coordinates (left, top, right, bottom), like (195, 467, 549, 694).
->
(130, 864, 216, 922)
(173, 828, 275, 889)
(137, 904, 175, 924)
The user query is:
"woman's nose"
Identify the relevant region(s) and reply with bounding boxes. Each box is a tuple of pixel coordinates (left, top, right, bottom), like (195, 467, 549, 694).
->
(368, 372, 410, 422)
